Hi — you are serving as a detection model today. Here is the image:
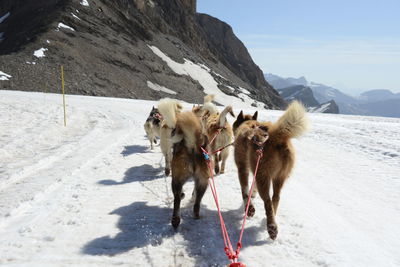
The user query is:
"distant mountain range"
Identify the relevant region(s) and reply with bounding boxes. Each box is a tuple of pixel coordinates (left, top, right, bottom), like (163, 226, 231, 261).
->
(359, 89, 400, 103)
(265, 73, 400, 118)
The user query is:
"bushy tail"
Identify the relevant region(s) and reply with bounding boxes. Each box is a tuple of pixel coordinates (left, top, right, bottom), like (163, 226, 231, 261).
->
(271, 101, 309, 140)
(202, 94, 218, 115)
(158, 98, 182, 128)
(172, 111, 203, 151)
(218, 106, 235, 127)
(204, 94, 215, 104)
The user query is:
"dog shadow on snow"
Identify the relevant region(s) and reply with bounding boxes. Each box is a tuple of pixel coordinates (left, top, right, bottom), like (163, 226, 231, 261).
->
(82, 201, 270, 266)
(98, 164, 164, 185)
(121, 145, 150, 156)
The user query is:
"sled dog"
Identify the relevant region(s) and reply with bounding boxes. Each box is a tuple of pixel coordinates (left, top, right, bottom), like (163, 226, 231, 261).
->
(192, 94, 218, 119)
(157, 98, 183, 176)
(160, 99, 211, 228)
(143, 106, 162, 150)
(232, 110, 258, 135)
(192, 95, 235, 174)
(234, 101, 308, 240)
(203, 105, 235, 174)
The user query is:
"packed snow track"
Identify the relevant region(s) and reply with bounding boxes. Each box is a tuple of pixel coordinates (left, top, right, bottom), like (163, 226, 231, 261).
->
(0, 90, 399, 267)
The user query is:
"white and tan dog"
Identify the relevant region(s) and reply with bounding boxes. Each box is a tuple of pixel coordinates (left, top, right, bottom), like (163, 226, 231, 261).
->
(143, 106, 162, 150)
(158, 98, 183, 176)
(193, 95, 235, 174)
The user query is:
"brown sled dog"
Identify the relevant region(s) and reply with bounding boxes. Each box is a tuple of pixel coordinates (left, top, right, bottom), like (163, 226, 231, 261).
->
(158, 98, 183, 176)
(161, 101, 211, 228)
(234, 101, 308, 240)
(232, 110, 258, 135)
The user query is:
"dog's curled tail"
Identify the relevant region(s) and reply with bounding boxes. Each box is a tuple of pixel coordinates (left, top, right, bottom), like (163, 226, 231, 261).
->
(218, 106, 235, 128)
(158, 98, 182, 128)
(273, 101, 309, 140)
(172, 111, 203, 150)
(202, 95, 218, 116)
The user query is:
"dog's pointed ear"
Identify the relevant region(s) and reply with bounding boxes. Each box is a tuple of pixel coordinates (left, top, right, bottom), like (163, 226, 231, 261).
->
(252, 111, 258, 121)
(177, 103, 183, 111)
(237, 110, 244, 120)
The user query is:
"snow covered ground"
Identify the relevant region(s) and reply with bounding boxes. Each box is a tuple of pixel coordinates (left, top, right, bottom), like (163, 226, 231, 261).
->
(0, 90, 399, 267)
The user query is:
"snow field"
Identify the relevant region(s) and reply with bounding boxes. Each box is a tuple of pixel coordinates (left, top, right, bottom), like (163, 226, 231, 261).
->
(0, 90, 399, 266)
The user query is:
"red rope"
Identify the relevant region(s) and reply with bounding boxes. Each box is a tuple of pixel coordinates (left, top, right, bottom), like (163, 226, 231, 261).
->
(202, 129, 264, 265)
(209, 128, 222, 145)
(237, 149, 263, 253)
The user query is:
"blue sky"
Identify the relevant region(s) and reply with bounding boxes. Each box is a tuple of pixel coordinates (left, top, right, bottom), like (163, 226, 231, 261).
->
(197, 0, 400, 95)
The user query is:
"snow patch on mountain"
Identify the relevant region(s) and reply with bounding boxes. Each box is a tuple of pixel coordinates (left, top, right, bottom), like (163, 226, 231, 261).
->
(0, 12, 10, 24)
(148, 45, 264, 108)
(71, 13, 81, 20)
(80, 0, 89, 7)
(147, 81, 176, 95)
(56, 23, 75, 32)
(0, 71, 11, 80)
(33, 48, 48, 58)
(309, 102, 330, 113)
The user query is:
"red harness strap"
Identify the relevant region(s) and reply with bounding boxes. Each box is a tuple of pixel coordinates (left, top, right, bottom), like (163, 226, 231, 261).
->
(201, 129, 264, 266)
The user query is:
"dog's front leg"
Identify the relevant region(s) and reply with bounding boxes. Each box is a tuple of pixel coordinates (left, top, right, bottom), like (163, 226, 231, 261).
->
(213, 153, 220, 174)
(171, 178, 184, 228)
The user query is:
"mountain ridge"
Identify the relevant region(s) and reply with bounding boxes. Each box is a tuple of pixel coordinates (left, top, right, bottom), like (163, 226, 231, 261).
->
(265, 73, 399, 117)
(0, 0, 285, 108)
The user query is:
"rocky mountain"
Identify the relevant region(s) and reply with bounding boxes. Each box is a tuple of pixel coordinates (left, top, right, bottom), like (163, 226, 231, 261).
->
(308, 100, 339, 114)
(307, 82, 357, 105)
(277, 85, 319, 107)
(359, 89, 400, 103)
(276, 84, 338, 114)
(265, 73, 400, 117)
(0, 0, 285, 109)
(265, 73, 357, 107)
(359, 99, 400, 118)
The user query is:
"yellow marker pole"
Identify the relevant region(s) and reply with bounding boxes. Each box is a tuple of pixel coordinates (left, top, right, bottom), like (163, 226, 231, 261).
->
(61, 65, 67, 127)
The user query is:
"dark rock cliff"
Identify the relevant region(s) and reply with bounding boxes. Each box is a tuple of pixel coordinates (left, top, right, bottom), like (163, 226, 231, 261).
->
(196, 13, 284, 107)
(277, 85, 319, 107)
(0, 0, 285, 108)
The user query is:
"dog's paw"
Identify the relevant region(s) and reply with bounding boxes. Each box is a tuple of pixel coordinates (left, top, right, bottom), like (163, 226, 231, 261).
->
(193, 204, 200, 219)
(171, 216, 181, 228)
(165, 168, 170, 176)
(247, 204, 255, 217)
(214, 165, 220, 175)
(267, 223, 278, 240)
(193, 212, 200, 219)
